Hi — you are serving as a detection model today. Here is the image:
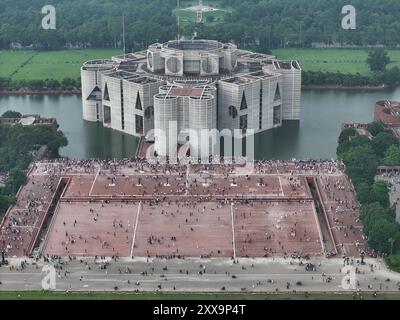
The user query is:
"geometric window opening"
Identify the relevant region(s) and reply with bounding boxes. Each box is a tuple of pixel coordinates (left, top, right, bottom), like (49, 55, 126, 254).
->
(87, 86, 101, 101)
(145, 106, 154, 119)
(240, 91, 248, 110)
(240, 114, 248, 130)
(135, 92, 142, 110)
(273, 105, 281, 126)
(103, 83, 110, 101)
(274, 83, 281, 101)
(135, 115, 144, 134)
(228, 105, 238, 119)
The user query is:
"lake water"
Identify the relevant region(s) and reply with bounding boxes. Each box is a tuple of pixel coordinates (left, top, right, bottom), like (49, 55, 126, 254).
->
(1, 89, 400, 160)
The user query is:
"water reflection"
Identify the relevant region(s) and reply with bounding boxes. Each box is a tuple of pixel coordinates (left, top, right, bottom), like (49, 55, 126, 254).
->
(1, 88, 400, 160)
(255, 121, 300, 160)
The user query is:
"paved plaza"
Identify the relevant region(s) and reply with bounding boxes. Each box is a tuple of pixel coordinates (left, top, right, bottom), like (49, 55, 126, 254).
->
(0, 159, 367, 260)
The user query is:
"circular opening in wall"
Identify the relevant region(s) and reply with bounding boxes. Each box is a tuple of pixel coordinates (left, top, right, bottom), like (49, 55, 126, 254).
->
(202, 58, 213, 74)
(166, 57, 182, 74)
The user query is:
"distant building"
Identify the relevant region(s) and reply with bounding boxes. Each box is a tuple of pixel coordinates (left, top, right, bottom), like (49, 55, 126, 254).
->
(0, 114, 59, 134)
(374, 100, 400, 138)
(81, 40, 301, 156)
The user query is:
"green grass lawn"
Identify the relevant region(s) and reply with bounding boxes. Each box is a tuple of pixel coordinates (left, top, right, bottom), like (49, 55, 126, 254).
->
(2, 48, 400, 83)
(0, 50, 36, 78)
(272, 48, 400, 76)
(0, 291, 400, 300)
(1, 49, 121, 81)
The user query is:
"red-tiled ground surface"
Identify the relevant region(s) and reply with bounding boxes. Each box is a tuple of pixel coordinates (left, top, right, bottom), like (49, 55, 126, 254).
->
(0, 173, 57, 257)
(43, 202, 138, 257)
(318, 176, 366, 257)
(1, 160, 367, 258)
(63, 174, 95, 197)
(90, 174, 187, 197)
(133, 202, 233, 257)
(234, 201, 323, 257)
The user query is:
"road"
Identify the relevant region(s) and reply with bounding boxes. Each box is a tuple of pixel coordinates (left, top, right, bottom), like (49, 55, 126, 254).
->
(1, 256, 400, 293)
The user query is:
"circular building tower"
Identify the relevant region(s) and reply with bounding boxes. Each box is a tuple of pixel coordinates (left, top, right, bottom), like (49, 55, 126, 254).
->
(81, 59, 116, 122)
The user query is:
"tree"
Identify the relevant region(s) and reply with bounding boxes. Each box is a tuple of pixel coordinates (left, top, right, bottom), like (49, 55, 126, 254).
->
(367, 122, 385, 137)
(355, 182, 371, 204)
(368, 219, 400, 254)
(1, 110, 21, 118)
(383, 145, 400, 166)
(342, 144, 379, 186)
(371, 132, 399, 157)
(338, 127, 356, 144)
(0, 195, 15, 216)
(383, 67, 400, 88)
(337, 135, 370, 159)
(366, 49, 391, 73)
(361, 202, 394, 235)
(370, 181, 390, 208)
(1, 168, 27, 195)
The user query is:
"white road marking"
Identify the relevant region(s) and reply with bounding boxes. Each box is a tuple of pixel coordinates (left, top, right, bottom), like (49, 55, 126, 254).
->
(278, 176, 284, 196)
(130, 202, 142, 257)
(89, 167, 100, 196)
(230, 202, 236, 260)
(185, 166, 190, 195)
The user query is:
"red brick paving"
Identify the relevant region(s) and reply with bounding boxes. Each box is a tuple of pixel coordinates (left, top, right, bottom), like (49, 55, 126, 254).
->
(1, 160, 368, 258)
(134, 202, 233, 257)
(234, 201, 322, 257)
(43, 202, 138, 257)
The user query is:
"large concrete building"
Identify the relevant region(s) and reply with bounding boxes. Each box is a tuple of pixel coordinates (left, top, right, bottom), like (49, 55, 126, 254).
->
(81, 40, 301, 156)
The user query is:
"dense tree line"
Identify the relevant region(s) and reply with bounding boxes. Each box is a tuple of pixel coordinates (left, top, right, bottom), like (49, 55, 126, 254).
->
(0, 77, 81, 90)
(303, 67, 400, 87)
(303, 48, 400, 87)
(0, 112, 68, 216)
(1, 0, 400, 49)
(0, 0, 177, 49)
(337, 123, 400, 269)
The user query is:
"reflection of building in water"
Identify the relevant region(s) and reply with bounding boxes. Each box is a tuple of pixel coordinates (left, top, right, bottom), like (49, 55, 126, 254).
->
(81, 40, 301, 156)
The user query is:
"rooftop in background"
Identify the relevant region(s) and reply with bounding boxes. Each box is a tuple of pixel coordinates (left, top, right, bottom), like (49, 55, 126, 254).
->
(0, 114, 59, 133)
(374, 100, 400, 139)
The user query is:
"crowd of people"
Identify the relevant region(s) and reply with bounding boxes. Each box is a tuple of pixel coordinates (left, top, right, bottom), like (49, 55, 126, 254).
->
(0, 157, 365, 260)
(0, 168, 59, 257)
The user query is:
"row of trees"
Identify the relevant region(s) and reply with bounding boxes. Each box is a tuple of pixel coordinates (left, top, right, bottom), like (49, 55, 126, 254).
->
(0, 111, 68, 217)
(0, 0, 177, 49)
(337, 123, 400, 260)
(0, 78, 81, 89)
(303, 68, 400, 88)
(303, 49, 400, 88)
(1, 0, 400, 49)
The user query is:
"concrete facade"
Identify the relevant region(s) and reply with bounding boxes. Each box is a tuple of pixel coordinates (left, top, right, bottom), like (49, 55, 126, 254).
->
(81, 40, 301, 156)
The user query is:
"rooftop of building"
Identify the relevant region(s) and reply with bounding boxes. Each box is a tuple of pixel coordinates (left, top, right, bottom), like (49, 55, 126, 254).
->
(82, 40, 301, 83)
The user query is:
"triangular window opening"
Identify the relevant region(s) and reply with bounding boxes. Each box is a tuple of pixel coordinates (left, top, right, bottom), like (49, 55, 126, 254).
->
(103, 83, 110, 101)
(87, 86, 101, 101)
(135, 92, 142, 110)
(240, 91, 247, 110)
(274, 83, 281, 101)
